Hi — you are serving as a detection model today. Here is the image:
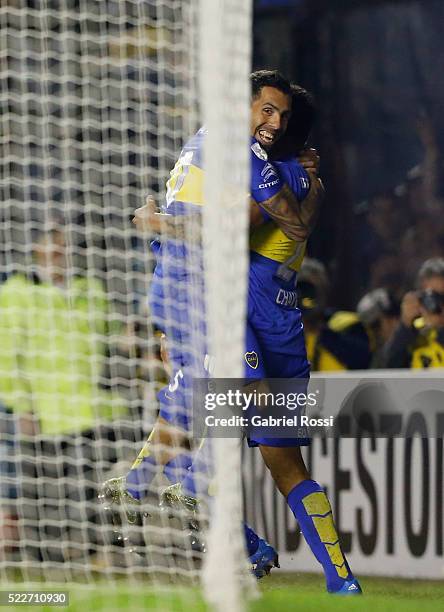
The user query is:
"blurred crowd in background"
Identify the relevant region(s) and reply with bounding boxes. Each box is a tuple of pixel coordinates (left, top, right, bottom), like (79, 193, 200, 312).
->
(295, 108, 444, 373)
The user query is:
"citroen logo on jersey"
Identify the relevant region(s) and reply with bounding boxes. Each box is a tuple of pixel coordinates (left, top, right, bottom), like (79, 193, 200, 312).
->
(244, 351, 259, 370)
(261, 162, 278, 183)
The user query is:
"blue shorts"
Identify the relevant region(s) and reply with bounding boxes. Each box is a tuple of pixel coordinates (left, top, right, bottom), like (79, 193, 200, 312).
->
(244, 253, 310, 446)
(150, 241, 206, 430)
(154, 252, 311, 446)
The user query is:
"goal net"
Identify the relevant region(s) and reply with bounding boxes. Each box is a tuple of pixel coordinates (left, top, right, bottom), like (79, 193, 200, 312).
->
(0, 1, 253, 610)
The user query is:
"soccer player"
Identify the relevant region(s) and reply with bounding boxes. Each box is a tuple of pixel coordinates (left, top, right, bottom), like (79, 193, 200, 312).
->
(184, 73, 361, 593)
(103, 70, 361, 593)
(243, 72, 361, 594)
(102, 78, 315, 576)
(122, 76, 322, 502)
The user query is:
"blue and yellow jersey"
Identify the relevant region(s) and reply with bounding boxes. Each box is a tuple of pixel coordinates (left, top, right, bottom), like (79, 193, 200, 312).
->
(249, 158, 310, 273)
(149, 129, 206, 338)
(160, 128, 310, 273)
(149, 129, 313, 374)
(163, 127, 206, 215)
(150, 128, 206, 281)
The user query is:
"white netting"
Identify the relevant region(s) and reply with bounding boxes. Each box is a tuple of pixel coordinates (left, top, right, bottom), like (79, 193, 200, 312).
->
(0, 1, 252, 610)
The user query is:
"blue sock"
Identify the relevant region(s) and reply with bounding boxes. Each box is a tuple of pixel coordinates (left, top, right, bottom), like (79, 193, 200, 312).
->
(287, 479, 353, 592)
(163, 454, 193, 485)
(244, 522, 260, 556)
(126, 453, 193, 501)
(181, 450, 213, 498)
(181, 458, 205, 497)
(125, 456, 157, 500)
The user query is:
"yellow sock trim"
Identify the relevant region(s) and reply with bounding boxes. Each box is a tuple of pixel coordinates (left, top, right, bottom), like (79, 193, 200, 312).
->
(303, 491, 347, 578)
(302, 491, 331, 516)
(336, 564, 349, 579)
(312, 514, 339, 544)
(325, 542, 348, 576)
(130, 430, 155, 469)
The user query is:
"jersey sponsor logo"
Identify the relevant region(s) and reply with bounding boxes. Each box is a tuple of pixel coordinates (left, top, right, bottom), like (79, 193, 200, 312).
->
(276, 288, 298, 308)
(244, 351, 259, 369)
(258, 162, 280, 190)
(261, 162, 278, 182)
(251, 142, 268, 161)
(258, 179, 280, 190)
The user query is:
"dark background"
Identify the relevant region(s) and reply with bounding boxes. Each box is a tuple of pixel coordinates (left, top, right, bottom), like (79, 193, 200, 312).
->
(254, 0, 444, 307)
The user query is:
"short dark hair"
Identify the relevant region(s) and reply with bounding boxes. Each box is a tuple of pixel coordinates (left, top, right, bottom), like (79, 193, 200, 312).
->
(270, 84, 317, 159)
(250, 69, 292, 100)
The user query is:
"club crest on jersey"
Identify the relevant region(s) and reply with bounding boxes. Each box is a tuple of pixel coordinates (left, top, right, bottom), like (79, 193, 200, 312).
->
(261, 162, 278, 182)
(251, 142, 268, 161)
(244, 351, 259, 369)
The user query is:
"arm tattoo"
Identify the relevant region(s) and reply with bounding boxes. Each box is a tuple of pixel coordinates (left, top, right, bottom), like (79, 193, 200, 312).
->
(256, 181, 324, 242)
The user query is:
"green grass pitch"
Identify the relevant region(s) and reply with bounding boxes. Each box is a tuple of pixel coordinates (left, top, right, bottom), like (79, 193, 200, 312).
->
(25, 572, 444, 612)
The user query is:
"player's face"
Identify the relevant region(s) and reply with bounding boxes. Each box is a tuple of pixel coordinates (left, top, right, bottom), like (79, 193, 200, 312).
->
(250, 86, 292, 149)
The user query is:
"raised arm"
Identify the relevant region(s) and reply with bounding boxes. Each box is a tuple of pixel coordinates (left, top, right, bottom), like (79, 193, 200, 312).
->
(134, 144, 324, 243)
(249, 141, 324, 242)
